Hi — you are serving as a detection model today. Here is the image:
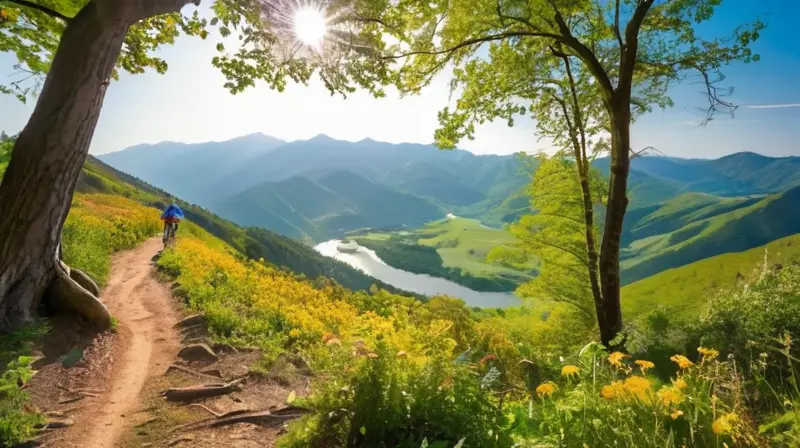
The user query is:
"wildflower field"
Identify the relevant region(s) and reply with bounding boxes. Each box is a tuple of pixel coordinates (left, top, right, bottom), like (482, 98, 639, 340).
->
(158, 228, 800, 447)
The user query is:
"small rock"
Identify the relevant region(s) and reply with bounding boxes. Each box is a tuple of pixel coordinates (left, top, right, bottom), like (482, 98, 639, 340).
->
(177, 344, 218, 363)
(200, 367, 222, 378)
(47, 418, 75, 429)
(174, 314, 205, 329)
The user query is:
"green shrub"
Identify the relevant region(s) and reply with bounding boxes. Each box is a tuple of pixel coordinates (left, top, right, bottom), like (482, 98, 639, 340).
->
(280, 342, 512, 448)
(0, 356, 44, 447)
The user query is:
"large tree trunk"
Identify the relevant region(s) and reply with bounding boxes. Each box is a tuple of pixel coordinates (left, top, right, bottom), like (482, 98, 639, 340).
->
(597, 101, 631, 347)
(0, 2, 131, 332)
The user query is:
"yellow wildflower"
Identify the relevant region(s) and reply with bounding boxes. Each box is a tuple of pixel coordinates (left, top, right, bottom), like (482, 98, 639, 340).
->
(673, 377, 688, 390)
(712, 413, 739, 435)
(288, 328, 301, 338)
(600, 381, 625, 400)
(657, 386, 684, 407)
(671, 410, 684, 420)
(698, 347, 719, 362)
(536, 381, 558, 398)
(561, 365, 580, 378)
(607, 351, 629, 368)
(635, 360, 655, 374)
(623, 375, 652, 402)
(670, 355, 694, 369)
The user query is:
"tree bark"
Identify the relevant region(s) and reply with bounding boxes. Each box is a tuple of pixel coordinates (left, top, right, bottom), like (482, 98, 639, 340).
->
(597, 99, 631, 347)
(0, 2, 131, 332)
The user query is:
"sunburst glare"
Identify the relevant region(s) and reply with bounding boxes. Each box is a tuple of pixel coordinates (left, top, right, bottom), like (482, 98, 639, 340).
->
(293, 6, 327, 46)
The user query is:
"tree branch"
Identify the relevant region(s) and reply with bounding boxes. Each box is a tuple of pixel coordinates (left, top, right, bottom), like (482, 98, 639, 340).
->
(4, 0, 71, 21)
(613, 0, 624, 52)
(550, 7, 615, 101)
(382, 30, 565, 60)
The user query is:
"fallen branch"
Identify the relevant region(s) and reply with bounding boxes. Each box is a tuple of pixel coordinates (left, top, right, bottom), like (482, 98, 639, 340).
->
(165, 364, 221, 381)
(187, 403, 224, 418)
(57, 396, 86, 405)
(161, 379, 243, 402)
(176, 406, 310, 432)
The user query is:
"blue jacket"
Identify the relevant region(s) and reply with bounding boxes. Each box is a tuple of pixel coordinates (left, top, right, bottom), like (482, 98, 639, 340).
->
(161, 203, 185, 221)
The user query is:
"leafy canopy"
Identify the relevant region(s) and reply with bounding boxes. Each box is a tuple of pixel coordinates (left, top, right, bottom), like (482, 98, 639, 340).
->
(488, 155, 604, 318)
(346, 0, 764, 148)
(0, 0, 389, 102)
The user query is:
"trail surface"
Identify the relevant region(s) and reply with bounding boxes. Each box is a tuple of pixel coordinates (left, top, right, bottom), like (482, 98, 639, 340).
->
(56, 238, 180, 448)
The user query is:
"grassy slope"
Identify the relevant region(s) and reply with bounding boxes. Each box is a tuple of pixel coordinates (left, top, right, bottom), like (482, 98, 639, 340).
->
(622, 233, 800, 319)
(620, 187, 800, 284)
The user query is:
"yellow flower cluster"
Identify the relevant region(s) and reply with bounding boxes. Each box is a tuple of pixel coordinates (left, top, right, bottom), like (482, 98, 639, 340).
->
(600, 376, 652, 402)
(712, 412, 739, 435)
(561, 365, 579, 378)
(536, 382, 558, 397)
(670, 355, 694, 369)
(607, 351, 629, 368)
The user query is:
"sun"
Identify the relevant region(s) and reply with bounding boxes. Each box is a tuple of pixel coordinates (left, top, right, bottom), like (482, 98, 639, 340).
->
(293, 6, 327, 46)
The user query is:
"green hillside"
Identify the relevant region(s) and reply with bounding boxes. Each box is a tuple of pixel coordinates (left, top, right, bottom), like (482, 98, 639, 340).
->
(76, 156, 414, 296)
(621, 192, 760, 245)
(622, 233, 800, 319)
(621, 187, 800, 284)
(217, 170, 443, 242)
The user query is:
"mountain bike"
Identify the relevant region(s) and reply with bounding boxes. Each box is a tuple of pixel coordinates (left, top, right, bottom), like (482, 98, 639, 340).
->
(162, 222, 177, 249)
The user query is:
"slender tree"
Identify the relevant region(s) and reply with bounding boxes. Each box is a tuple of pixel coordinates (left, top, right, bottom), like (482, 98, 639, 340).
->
(0, 0, 384, 332)
(348, 0, 763, 345)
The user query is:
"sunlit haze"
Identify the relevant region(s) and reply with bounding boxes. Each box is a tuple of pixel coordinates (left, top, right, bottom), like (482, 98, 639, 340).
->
(0, 0, 798, 158)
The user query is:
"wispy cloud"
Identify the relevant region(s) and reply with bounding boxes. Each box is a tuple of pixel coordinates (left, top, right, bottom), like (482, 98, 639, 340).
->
(745, 103, 800, 109)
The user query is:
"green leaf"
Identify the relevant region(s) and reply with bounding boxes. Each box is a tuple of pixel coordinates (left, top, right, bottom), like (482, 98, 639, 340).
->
(359, 426, 367, 436)
(216, 42, 225, 52)
(286, 390, 296, 404)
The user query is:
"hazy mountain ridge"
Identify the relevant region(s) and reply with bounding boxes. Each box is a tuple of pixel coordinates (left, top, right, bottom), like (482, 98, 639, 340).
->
(100, 134, 800, 250)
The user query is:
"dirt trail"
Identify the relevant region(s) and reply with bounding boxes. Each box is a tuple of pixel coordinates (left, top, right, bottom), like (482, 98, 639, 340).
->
(55, 238, 181, 448)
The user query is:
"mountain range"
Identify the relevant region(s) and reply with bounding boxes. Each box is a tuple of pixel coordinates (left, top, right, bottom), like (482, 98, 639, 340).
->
(99, 134, 800, 284)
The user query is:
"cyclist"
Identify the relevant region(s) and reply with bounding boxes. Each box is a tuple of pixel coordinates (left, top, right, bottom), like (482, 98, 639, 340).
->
(160, 202, 184, 248)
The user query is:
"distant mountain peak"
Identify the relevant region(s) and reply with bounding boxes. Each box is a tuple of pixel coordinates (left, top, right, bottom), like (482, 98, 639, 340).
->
(308, 133, 336, 142)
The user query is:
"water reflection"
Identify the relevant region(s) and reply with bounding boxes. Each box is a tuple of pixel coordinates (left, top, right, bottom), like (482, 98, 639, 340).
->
(314, 240, 521, 309)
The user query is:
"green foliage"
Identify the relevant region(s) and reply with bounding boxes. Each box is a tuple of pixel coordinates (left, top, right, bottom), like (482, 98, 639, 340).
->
(1, 0, 389, 103)
(0, 356, 44, 447)
(345, 0, 763, 149)
(281, 342, 512, 447)
(489, 156, 602, 317)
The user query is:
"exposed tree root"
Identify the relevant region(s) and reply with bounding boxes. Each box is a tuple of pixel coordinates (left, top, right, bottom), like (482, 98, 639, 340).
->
(45, 263, 111, 330)
(175, 406, 310, 432)
(69, 268, 101, 297)
(161, 379, 243, 402)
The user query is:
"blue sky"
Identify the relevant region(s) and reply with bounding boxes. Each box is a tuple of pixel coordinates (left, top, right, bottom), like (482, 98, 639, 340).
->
(0, 0, 798, 158)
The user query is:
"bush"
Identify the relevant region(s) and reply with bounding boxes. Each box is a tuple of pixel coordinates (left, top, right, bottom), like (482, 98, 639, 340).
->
(0, 356, 44, 447)
(279, 342, 512, 448)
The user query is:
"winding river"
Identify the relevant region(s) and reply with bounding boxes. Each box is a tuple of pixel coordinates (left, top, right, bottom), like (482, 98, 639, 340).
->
(314, 240, 522, 309)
